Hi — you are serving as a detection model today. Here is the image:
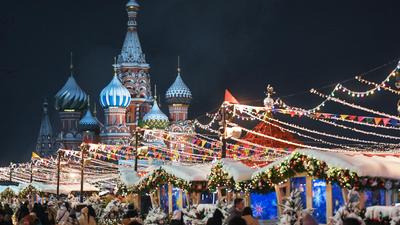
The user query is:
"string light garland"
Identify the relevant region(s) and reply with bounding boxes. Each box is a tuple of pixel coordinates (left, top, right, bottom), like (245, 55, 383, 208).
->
(301, 114, 400, 141)
(276, 100, 400, 130)
(229, 122, 334, 151)
(270, 108, 400, 140)
(244, 112, 357, 149)
(243, 109, 394, 146)
(356, 75, 400, 95)
(311, 88, 400, 121)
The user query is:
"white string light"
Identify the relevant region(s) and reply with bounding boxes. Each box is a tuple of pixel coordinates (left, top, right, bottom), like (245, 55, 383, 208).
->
(311, 88, 400, 121)
(243, 109, 398, 146)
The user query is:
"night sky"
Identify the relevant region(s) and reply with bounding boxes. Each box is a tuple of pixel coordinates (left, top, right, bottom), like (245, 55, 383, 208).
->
(0, 0, 399, 165)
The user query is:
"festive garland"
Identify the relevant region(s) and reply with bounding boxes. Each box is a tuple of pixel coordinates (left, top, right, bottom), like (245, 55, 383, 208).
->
(251, 152, 399, 192)
(207, 162, 252, 193)
(124, 168, 201, 194)
(18, 185, 41, 199)
(0, 187, 15, 200)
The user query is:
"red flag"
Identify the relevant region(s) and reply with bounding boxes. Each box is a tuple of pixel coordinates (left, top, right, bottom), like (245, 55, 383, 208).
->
(224, 89, 239, 104)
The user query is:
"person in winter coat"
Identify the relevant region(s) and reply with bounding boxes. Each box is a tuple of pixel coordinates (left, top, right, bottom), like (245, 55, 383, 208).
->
(226, 198, 245, 224)
(242, 207, 259, 225)
(206, 208, 224, 225)
(2, 204, 13, 225)
(78, 207, 96, 225)
(56, 202, 70, 225)
(122, 203, 140, 225)
(169, 210, 184, 225)
(64, 209, 79, 225)
(17, 201, 30, 222)
(302, 211, 318, 225)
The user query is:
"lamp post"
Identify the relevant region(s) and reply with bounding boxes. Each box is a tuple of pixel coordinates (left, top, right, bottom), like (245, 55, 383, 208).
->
(80, 143, 89, 203)
(220, 104, 227, 159)
(9, 163, 13, 182)
(129, 127, 143, 172)
(30, 162, 33, 183)
(56, 150, 63, 198)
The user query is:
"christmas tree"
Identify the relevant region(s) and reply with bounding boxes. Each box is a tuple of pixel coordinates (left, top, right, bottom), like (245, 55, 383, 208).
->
(278, 189, 304, 225)
(144, 207, 168, 225)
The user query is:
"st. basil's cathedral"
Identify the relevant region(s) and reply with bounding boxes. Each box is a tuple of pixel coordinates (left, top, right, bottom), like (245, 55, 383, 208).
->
(35, 0, 193, 156)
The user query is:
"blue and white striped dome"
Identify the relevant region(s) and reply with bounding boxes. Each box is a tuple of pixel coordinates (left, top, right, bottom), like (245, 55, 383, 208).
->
(100, 75, 131, 108)
(165, 73, 192, 105)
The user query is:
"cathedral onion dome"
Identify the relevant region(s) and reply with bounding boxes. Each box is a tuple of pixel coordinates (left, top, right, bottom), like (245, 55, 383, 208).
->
(100, 75, 131, 108)
(54, 75, 88, 111)
(79, 109, 99, 132)
(142, 100, 169, 129)
(126, 0, 139, 8)
(165, 72, 192, 105)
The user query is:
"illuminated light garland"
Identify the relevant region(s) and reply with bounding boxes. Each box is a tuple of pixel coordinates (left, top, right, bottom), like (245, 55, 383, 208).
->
(228, 122, 335, 151)
(194, 132, 271, 155)
(333, 69, 399, 97)
(270, 107, 400, 139)
(243, 110, 393, 146)
(311, 88, 400, 121)
(301, 114, 400, 141)
(241, 111, 357, 149)
(356, 75, 400, 95)
(143, 140, 216, 161)
(194, 110, 220, 130)
(277, 100, 400, 130)
(146, 131, 217, 156)
(194, 121, 294, 156)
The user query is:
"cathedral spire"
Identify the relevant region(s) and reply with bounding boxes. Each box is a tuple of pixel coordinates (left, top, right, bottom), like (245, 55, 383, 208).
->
(118, 0, 147, 66)
(36, 99, 55, 156)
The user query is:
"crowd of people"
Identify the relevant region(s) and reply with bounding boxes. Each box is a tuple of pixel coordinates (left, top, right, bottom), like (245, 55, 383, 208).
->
(0, 197, 365, 225)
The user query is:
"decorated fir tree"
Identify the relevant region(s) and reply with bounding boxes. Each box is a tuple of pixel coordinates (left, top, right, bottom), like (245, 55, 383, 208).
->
(144, 207, 168, 225)
(278, 189, 304, 225)
(329, 189, 365, 225)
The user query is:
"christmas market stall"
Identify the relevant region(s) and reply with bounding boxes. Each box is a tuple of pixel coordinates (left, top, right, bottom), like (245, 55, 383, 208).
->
(124, 163, 213, 214)
(251, 149, 400, 224)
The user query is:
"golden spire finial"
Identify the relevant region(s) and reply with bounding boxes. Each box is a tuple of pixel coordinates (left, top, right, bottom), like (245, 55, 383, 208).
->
(70, 52, 74, 71)
(154, 84, 157, 100)
(87, 95, 91, 107)
(113, 57, 118, 76)
(177, 56, 181, 73)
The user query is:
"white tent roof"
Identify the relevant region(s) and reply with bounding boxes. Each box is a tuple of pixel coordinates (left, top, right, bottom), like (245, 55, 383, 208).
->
(253, 149, 400, 180)
(161, 163, 212, 182)
(219, 158, 256, 182)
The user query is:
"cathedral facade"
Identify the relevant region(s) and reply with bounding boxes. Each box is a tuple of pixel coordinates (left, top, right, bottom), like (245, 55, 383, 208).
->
(35, 0, 193, 155)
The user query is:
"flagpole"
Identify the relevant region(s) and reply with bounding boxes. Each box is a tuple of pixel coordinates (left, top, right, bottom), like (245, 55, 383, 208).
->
(56, 151, 62, 198)
(30, 161, 33, 183)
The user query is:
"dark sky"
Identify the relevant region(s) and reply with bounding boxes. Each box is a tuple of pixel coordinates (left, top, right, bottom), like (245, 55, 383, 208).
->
(0, 0, 399, 165)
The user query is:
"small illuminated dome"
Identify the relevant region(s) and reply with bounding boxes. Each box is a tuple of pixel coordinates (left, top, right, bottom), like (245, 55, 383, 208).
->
(79, 109, 99, 132)
(100, 75, 131, 108)
(55, 75, 88, 111)
(126, 0, 139, 8)
(143, 101, 169, 129)
(165, 73, 192, 105)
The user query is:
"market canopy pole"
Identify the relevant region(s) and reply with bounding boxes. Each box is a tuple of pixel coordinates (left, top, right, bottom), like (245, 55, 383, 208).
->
(221, 89, 239, 158)
(30, 161, 33, 183)
(133, 127, 143, 172)
(8, 163, 13, 182)
(80, 143, 89, 203)
(56, 150, 63, 198)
